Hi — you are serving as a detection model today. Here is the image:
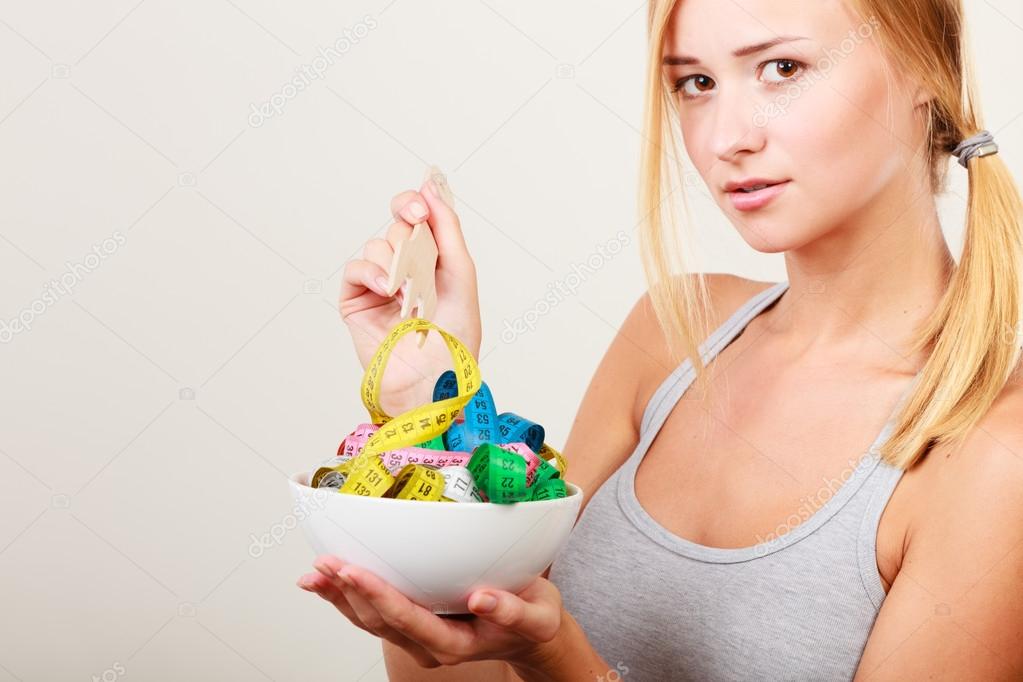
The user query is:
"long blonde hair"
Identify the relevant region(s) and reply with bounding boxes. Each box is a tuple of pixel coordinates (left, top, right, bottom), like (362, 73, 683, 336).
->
(639, 0, 1023, 468)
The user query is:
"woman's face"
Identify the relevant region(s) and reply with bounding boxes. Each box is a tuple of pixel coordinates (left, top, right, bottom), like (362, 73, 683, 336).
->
(663, 0, 931, 253)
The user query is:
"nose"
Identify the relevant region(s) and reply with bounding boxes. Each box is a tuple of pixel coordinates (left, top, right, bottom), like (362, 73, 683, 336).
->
(708, 85, 767, 162)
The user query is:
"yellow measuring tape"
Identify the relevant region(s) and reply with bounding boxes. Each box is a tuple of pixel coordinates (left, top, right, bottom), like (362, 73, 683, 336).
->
(339, 318, 481, 495)
(539, 442, 568, 480)
(331, 317, 569, 500)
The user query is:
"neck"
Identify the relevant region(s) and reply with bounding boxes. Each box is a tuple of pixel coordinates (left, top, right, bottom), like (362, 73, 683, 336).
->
(770, 180, 954, 368)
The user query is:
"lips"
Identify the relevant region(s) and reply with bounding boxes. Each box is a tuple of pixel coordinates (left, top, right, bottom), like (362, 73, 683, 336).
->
(726, 180, 790, 211)
(724, 178, 788, 193)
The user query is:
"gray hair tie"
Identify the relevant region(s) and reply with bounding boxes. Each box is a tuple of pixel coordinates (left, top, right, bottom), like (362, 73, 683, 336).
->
(951, 130, 999, 168)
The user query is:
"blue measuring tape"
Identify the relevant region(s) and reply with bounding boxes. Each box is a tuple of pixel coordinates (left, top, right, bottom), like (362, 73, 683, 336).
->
(432, 370, 546, 453)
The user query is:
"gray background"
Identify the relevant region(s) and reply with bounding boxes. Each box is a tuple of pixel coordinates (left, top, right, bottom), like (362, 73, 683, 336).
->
(0, 0, 1020, 680)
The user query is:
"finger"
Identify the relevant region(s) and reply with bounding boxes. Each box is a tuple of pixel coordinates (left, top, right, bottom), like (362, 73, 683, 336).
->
(364, 238, 404, 297)
(313, 557, 404, 635)
(340, 259, 391, 302)
(362, 238, 394, 272)
(389, 190, 430, 227)
(419, 179, 473, 276)
(304, 568, 441, 669)
(312, 558, 416, 641)
(384, 221, 413, 252)
(298, 572, 370, 631)
(334, 569, 445, 669)
(338, 564, 473, 657)
(467, 588, 561, 644)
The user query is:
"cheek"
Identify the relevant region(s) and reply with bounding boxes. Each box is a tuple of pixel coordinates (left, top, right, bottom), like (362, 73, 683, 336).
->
(678, 116, 720, 179)
(780, 60, 904, 203)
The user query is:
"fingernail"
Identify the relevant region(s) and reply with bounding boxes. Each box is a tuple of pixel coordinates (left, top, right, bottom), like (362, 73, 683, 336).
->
(337, 567, 357, 588)
(472, 593, 496, 613)
(407, 201, 427, 219)
(297, 577, 313, 591)
(424, 180, 438, 197)
(373, 276, 390, 296)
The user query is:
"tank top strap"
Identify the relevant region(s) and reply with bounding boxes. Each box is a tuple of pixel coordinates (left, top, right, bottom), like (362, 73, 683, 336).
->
(639, 280, 789, 438)
(856, 366, 927, 606)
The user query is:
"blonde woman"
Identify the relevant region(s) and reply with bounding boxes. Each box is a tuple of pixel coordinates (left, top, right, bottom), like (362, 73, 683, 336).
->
(297, 0, 1023, 679)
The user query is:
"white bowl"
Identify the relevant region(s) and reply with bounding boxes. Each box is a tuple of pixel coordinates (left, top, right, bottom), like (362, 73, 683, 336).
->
(288, 470, 583, 614)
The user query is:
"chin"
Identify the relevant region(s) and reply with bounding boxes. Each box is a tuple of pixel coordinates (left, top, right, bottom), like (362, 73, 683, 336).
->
(728, 218, 811, 254)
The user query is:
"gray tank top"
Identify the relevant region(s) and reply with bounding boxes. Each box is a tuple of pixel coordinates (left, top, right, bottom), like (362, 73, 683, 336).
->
(548, 281, 925, 681)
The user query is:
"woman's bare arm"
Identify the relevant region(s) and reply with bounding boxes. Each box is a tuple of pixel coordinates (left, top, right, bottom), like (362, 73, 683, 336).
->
(854, 381, 1023, 680)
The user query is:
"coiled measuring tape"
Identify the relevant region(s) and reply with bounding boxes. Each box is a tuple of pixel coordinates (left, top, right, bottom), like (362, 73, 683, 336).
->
(327, 317, 568, 502)
(311, 422, 380, 489)
(435, 374, 568, 502)
(435, 372, 545, 455)
(338, 318, 481, 496)
(438, 465, 486, 503)
(312, 424, 473, 490)
(388, 463, 446, 501)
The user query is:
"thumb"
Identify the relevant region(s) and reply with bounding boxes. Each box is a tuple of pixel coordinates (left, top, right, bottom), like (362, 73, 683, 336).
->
(467, 590, 560, 643)
(420, 178, 472, 276)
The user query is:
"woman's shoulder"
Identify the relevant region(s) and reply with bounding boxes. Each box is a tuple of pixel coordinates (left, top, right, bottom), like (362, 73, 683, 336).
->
(627, 273, 778, 358)
(624, 273, 777, 426)
(904, 371, 1023, 581)
(933, 371, 1023, 479)
(911, 371, 1023, 501)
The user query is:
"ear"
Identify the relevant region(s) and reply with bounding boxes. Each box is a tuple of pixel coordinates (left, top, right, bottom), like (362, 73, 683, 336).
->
(888, 59, 936, 111)
(912, 82, 937, 109)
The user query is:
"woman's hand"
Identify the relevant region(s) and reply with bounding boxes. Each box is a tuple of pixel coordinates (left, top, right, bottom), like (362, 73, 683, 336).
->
(340, 178, 482, 416)
(296, 554, 565, 670)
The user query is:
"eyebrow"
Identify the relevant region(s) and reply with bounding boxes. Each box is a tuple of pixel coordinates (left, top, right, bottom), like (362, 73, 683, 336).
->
(662, 35, 810, 66)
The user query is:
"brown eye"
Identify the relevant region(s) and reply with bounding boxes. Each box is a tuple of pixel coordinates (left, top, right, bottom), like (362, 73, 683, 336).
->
(762, 59, 805, 83)
(673, 74, 716, 96)
(693, 76, 714, 91)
